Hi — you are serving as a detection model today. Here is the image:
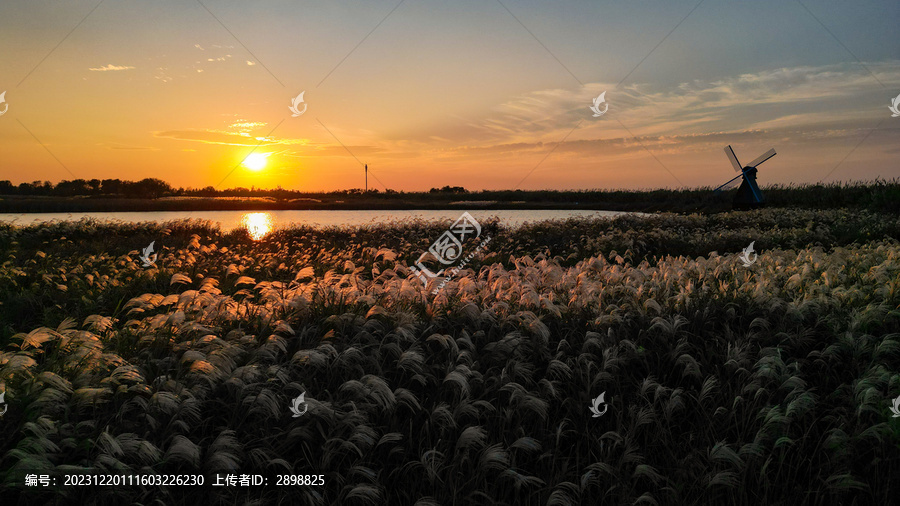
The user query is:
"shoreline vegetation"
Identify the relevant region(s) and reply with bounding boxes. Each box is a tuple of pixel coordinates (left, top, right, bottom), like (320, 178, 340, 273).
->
(0, 179, 897, 214)
(2, 210, 899, 503)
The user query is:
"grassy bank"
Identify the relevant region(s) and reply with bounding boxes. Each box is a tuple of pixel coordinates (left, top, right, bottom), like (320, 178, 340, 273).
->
(1, 210, 899, 504)
(1, 180, 898, 214)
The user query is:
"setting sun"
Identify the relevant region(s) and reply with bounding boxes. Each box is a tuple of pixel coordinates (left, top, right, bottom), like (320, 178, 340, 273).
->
(243, 152, 269, 171)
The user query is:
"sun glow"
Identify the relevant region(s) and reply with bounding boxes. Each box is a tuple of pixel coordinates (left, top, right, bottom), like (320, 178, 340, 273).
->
(243, 152, 270, 171)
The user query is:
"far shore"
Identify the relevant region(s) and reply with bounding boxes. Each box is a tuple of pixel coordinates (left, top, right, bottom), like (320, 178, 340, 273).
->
(0, 195, 719, 214)
(1, 182, 896, 215)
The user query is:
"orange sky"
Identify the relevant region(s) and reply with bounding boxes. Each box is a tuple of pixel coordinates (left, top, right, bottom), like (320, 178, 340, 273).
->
(1, 1, 898, 192)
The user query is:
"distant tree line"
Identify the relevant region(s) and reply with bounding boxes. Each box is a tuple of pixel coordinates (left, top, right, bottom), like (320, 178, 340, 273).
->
(0, 178, 175, 198)
(3, 177, 894, 213)
(0, 178, 418, 199)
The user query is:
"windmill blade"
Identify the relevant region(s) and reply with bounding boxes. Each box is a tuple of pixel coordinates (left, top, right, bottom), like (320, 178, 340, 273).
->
(724, 145, 742, 172)
(714, 174, 743, 193)
(746, 148, 776, 168)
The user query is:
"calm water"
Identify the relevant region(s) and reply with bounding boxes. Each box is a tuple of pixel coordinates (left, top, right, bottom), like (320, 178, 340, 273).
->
(0, 210, 636, 239)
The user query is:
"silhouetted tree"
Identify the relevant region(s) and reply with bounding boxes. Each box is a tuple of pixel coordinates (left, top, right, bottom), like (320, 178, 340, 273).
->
(429, 185, 468, 194)
(16, 181, 52, 195)
(54, 179, 90, 196)
(101, 179, 124, 195)
(122, 178, 171, 198)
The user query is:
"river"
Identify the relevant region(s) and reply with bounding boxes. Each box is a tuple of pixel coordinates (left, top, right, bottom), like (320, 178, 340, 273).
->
(0, 209, 637, 240)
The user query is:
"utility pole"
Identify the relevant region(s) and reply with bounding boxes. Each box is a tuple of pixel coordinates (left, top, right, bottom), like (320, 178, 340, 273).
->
(365, 164, 368, 193)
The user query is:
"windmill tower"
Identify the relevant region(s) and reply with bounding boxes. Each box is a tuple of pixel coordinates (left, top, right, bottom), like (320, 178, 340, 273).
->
(714, 145, 776, 209)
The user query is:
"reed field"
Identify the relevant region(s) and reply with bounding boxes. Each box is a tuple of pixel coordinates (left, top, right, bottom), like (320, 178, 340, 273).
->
(1, 209, 899, 505)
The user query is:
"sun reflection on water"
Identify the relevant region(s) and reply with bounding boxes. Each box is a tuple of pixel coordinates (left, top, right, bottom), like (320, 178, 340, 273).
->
(241, 212, 273, 240)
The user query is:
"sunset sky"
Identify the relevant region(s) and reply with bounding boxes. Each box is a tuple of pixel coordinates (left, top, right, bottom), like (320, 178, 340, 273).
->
(1, 0, 898, 192)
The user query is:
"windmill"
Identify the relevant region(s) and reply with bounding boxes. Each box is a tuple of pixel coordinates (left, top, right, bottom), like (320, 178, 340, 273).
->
(714, 145, 776, 209)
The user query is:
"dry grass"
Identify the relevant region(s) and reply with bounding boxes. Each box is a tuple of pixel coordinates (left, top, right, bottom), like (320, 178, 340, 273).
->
(0, 209, 899, 504)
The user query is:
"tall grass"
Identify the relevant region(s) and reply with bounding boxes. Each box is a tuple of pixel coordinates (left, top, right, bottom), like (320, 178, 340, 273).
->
(1, 210, 899, 504)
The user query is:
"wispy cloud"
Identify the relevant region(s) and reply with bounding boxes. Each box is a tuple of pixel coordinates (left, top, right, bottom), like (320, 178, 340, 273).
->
(397, 61, 899, 161)
(431, 127, 881, 161)
(155, 129, 314, 147)
(228, 121, 267, 132)
(155, 130, 278, 146)
(320, 67, 875, 161)
(89, 64, 135, 72)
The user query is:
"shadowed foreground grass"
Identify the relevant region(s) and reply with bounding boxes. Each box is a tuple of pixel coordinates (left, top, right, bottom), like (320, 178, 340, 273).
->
(1, 209, 899, 505)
